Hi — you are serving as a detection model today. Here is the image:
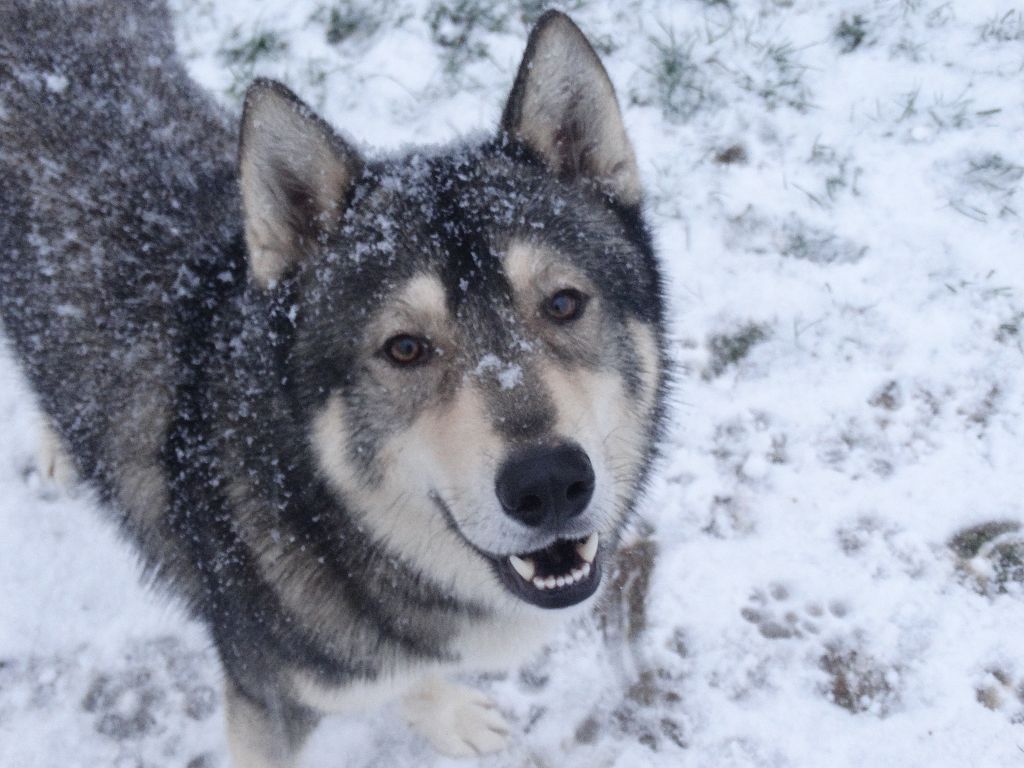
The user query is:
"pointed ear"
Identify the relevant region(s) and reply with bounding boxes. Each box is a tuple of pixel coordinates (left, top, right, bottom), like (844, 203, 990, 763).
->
(239, 79, 363, 287)
(501, 11, 641, 207)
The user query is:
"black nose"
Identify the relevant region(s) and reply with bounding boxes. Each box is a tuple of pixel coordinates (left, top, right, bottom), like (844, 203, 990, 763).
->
(495, 444, 595, 528)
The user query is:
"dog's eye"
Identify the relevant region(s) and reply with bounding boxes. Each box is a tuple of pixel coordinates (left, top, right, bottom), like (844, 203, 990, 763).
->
(384, 334, 431, 365)
(544, 289, 586, 323)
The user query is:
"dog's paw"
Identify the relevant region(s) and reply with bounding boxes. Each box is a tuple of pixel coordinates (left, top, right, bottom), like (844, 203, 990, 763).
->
(401, 677, 510, 757)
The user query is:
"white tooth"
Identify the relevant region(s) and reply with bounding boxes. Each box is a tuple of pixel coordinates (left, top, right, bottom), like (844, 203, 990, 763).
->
(571, 568, 582, 582)
(555, 576, 566, 588)
(544, 575, 557, 590)
(509, 555, 536, 581)
(577, 533, 599, 564)
(582, 562, 591, 578)
(533, 577, 546, 590)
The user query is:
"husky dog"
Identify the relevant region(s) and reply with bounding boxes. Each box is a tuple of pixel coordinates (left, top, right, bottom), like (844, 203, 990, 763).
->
(0, 1, 667, 764)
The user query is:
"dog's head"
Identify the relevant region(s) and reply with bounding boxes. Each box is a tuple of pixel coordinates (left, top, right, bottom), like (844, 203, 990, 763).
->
(238, 12, 666, 612)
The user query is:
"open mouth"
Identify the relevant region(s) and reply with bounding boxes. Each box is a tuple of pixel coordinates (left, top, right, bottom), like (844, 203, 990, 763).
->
(494, 533, 602, 609)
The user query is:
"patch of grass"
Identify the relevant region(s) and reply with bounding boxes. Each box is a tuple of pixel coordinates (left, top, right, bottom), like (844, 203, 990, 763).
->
(780, 216, 867, 264)
(220, 29, 287, 68)
(891, 36, 925, 62)
(426, 0, 508, 73)
(313, 1, 384, 45)
(927, 90, 977, 131)
(834, 14, 868, 53)
(996, 311, 1024, 345)
(955, 153, 1023, 221)
(819, 642, 901, 716)
(704, 323, 770, 379)
(951, 521, 1024, 596)
(743, 37, 813, 112)
(219, 28, 290, 98)
(630, 26, 712, 124)
(979, 10, 1024, 42)
(800, 141, 862, 207)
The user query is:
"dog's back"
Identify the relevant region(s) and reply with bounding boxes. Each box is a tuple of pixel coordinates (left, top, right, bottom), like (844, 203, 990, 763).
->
(0, 0, 239, 504)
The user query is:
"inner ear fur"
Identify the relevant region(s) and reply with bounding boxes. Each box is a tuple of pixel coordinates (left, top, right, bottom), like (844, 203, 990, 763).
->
(239, 79, 362, 287)
(501, 11, 641, 207)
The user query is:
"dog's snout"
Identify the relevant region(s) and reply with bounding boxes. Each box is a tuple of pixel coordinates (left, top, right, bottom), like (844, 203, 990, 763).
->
(495, 444, 595, 528)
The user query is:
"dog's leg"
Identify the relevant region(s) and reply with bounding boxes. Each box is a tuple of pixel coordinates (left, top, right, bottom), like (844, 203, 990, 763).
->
(224, 680, 320, 768)
(401, 676, 510, 757)
(37, 419, 76, 488)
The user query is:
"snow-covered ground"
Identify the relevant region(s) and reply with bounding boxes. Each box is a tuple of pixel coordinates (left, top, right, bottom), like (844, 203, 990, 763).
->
(2, 1, 1023, 766)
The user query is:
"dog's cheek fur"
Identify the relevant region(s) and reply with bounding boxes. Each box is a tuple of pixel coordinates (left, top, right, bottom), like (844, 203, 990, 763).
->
(536, 319, 659, 531)
(627, 318, 661, 419)
(310, 388, 519, 607)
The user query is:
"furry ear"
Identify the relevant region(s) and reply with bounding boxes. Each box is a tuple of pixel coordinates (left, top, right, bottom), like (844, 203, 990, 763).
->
(501, 11, 641, 207)
(239, 79, 362, 287)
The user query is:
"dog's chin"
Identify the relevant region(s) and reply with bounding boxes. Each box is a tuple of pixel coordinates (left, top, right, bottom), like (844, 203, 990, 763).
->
(487, 533, 603, 609)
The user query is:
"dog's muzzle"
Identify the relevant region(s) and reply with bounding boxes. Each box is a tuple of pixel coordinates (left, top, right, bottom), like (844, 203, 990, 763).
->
(494, 531, 602, 609)
(492, 443, 602, 608)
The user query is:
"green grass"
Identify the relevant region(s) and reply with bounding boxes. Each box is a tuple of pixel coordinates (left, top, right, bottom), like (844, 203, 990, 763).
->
(426, 0, 508, 73)
(630, 25, 712, 124)
(220, 29, 287, 67)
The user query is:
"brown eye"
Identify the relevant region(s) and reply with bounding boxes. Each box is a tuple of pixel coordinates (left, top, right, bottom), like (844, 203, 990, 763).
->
(384, 334, 430, 365)
(545, 289, 586, 323)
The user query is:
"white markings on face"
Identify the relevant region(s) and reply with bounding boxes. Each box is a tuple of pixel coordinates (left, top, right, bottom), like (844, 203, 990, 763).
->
(396, 273, 447, 320)
(370, 272, 450, 358)
(504, 240, 595, 308)
(312, 386, 542, 608)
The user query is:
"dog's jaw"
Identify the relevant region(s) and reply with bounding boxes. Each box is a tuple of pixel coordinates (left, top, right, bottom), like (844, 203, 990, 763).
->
(493, 533, 603, 608)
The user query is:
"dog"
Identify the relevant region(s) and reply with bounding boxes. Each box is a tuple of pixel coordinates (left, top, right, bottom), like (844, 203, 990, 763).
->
(0, 1, 667, 764)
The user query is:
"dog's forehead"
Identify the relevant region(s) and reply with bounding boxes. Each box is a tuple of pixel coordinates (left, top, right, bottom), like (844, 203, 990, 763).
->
(335, 149, 618, 330)
(384, 240, 571, 320)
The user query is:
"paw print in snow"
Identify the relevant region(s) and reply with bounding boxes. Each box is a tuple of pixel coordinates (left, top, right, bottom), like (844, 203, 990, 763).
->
(82, 669, 164, 739)
(740, 582, 850, 640)
(976, 666, 1024, 724)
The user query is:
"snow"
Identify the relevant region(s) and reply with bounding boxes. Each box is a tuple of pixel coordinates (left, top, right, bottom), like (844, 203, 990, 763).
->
(2, 0, 1024, 766)
(475, 354, 523, 390)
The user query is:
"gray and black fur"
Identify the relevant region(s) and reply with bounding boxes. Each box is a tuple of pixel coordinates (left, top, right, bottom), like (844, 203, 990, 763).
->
(0, 2, 668, 764)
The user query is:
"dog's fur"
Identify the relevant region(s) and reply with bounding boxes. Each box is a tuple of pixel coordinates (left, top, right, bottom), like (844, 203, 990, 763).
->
(0, 2, 667, 764)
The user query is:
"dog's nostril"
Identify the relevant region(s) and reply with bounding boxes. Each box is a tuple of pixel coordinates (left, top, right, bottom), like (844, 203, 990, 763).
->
(566, 481, 590, 502)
